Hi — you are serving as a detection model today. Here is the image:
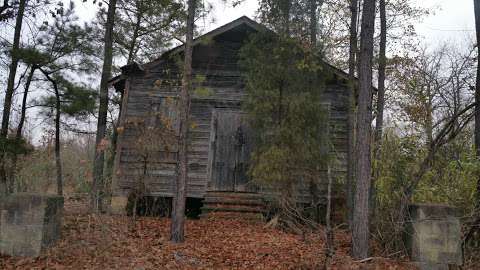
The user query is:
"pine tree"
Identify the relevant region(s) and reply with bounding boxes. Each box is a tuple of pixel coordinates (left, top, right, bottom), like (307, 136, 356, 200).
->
(240, 32, 331, 227)
(352, 0, 376, 259)
(371, 0, 387, 219)
(474, 0, 480, 205)
(346, 0, 358, 228)
(36, 72, 96, 196)
(92, 0, 117, 212)
(0, 0, 26, 195)
(170, 0, 196, 243)
(374, 0, 387, 149)
(113, 0, 184, 64)
(8, 2, 96, 194)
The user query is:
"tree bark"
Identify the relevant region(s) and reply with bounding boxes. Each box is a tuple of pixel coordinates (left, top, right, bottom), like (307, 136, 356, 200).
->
(324, 164, 334, 269)
(0, 0, 27, 195)
(371, 0, 387, 219)
(53, 79, 63, 196)
(346, 0, 358, 228)
(309, 0, 317, 47)
(92, 0, 117, 212)
(170, 0, 196, 243)
(472, 0, 480, 244)
(282, 0, 291, 37)
(9, 65, 35, 193)
(352, 0, 376, 260)
(107, 3, 141, 184)
(105, 91, 123, 196)
(374, 0, 386, 151)
(425, 90, 434, 148)
(474, 0, 480, 203)
(309, 0, 326, 51)
(40, 69, 63, 196)
(126, 8, 142, 65)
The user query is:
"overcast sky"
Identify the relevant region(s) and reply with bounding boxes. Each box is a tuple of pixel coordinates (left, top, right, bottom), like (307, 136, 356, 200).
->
(23, 0, 476, 144)
(416, 0, 475, 45)
(76, 0, 475, 47)
(204, 0, 476, 46)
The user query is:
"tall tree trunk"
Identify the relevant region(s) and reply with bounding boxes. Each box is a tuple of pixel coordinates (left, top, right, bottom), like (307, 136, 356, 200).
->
(105, 91, 123, 197)
(92, 0, 117, 212)
(474, 0, 480, 203)
(0, 0, 27, 195)
(371, 0, 387, 219)
(40, 69, 63, 196)
(106, 16, 138, 201)
(126, 10, 141, 64)
(106, 1, 142, 197)
(9, 65, 35, 193)
(374, 0, 386, 152)
(53, 79, 63, 196)
(281, 0, 291, 37)
(346, 0, 358, 228)
(352, 0, 376, 260)
(170, 0, 196, 243)
(309, 0, 317, 47)
(106, 4, 141, 185)
(323, 164, 334, 269)
(425, 87, 434, 149)
(309, 0, 325, 51)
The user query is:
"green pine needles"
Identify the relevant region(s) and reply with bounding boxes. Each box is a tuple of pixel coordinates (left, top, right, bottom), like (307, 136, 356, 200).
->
(240, 32, 333, 196)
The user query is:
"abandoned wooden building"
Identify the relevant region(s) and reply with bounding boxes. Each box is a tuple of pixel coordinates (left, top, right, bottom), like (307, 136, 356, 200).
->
(110, 16, 352, 215)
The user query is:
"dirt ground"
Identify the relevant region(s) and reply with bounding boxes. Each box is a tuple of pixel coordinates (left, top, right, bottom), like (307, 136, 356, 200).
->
(0, 198, 418, 270)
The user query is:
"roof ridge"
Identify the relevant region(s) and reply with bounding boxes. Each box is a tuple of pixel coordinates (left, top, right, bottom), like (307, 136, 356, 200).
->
(142, 16, 265, 69)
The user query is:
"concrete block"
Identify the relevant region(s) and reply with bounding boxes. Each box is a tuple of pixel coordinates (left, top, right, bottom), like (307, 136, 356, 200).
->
(405, 204, 462, 270)
(110, 195, 128, 215)
(412, 262, 449, 270)
(0, 193, 63, 257)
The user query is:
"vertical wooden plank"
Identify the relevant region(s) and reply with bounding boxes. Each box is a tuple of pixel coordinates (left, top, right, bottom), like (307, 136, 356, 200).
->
(211, 110, 233, 191)
(210, 110, 255, 192)
(216, 111, 234, 191)
(235, 114, 255, 192)
(206, 109, 217, 189)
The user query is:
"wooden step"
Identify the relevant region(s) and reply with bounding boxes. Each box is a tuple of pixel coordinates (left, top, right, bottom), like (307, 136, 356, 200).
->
(204, 192, 263, 200)
(202, 204, 266, 214)
(203, 197, 264, 206)
(201, 191, 266, 216)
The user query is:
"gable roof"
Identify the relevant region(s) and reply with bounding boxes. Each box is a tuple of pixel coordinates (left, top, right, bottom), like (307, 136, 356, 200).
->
(111, 16, 364, 91)
(171, 16, 268, 54)
(142, 16, 268, 70)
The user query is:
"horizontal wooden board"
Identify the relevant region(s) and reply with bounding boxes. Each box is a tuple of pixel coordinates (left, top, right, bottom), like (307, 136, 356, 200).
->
(114, 36, 351, 200)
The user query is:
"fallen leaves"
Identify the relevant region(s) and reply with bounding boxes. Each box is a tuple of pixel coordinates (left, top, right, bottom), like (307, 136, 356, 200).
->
(0, 200, 418, 270)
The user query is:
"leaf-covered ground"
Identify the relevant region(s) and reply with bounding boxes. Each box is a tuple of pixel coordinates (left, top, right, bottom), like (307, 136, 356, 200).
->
(0, 199, 417, 269)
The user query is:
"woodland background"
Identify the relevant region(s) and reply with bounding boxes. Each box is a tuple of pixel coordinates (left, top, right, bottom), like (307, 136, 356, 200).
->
(0, 0, 479, 268)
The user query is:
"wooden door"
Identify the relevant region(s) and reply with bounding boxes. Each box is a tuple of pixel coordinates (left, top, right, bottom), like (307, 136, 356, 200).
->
(209, 110, 254, 192)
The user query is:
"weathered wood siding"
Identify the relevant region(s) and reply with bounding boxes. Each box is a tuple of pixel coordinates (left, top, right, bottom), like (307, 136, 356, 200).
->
(209, 109, 255, 192)
(257, 83, 349, 203)
(115, 35, 246, 198)
(114, 32, 349, 200)
(303, 84, 349, 202)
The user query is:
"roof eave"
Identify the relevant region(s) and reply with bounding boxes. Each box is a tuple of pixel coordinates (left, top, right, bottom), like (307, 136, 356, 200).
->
(108, 62, 145, 93)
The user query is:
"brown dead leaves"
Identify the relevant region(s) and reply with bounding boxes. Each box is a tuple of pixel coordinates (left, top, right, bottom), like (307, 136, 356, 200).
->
(0, 204, 417, 270)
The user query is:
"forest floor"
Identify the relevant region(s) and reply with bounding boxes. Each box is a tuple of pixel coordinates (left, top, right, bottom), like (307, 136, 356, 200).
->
(0, 197, 418, 270)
